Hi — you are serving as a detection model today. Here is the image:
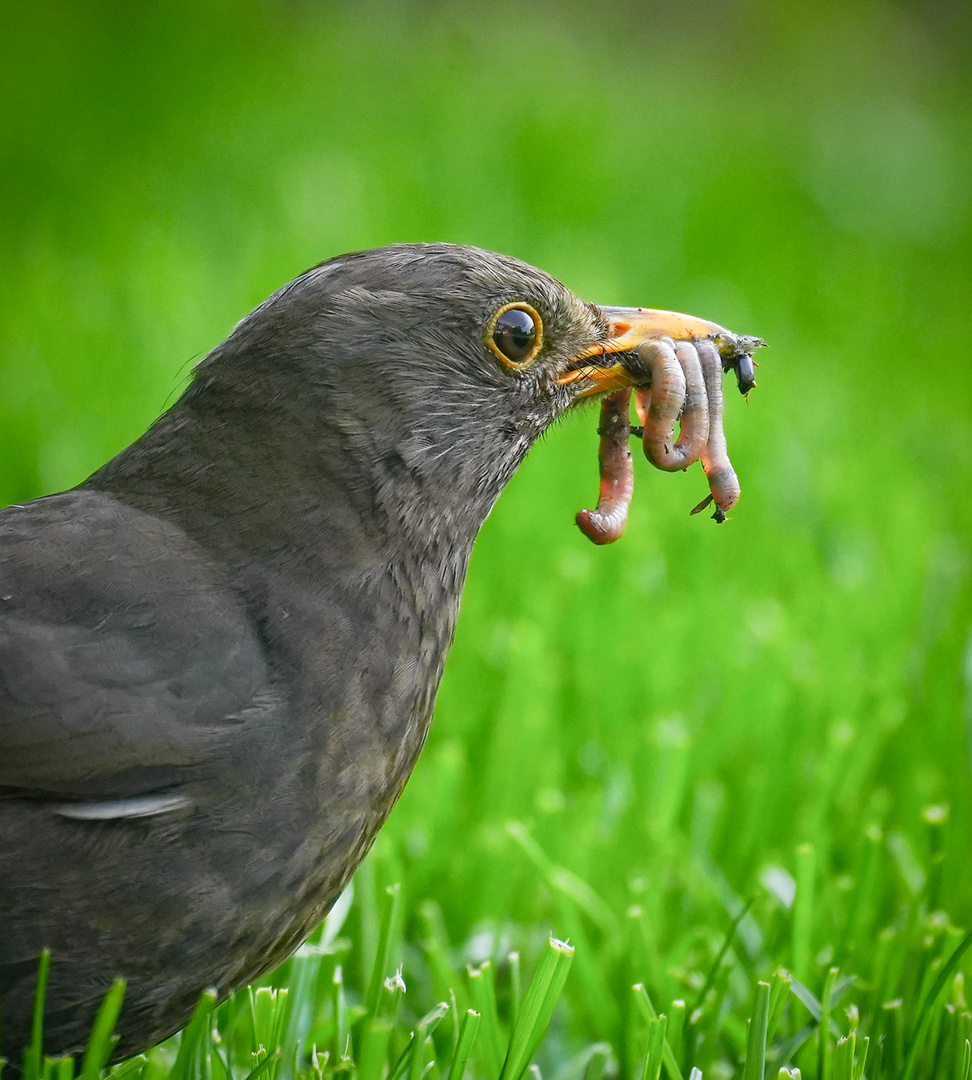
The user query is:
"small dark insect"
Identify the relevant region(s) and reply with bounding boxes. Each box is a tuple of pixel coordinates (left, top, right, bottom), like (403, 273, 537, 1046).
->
(716, 332, 764, 396)
(734, 354, 757, 394)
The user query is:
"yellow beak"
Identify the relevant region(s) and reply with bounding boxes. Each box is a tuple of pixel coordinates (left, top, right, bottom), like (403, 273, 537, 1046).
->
(559, 305, 737, 398)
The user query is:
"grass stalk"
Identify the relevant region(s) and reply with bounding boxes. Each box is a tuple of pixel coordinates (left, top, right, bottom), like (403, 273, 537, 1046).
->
(498, 939, 574, 1080)
(742, 982, 770, 1080)
(446, 1011, 481, 1080)
(78, 979, 126, 1080)
(170, 989, 218, 1080)
(632, 986, 683, 1080)
(468, 962, 503, 1080)
(640, 1017, 666, 1080)
(22, 949, 51, 1080)
(366, 885, 401, 1019)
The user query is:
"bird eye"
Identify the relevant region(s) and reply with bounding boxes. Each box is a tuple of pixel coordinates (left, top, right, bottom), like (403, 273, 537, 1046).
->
(487, 304, 543, 369)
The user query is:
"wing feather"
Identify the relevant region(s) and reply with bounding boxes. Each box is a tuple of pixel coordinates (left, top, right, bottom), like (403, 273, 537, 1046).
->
(0, 490, 268, 799)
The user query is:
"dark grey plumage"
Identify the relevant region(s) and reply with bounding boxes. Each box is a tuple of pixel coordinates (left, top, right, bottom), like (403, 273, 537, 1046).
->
(0, 245, 611, 1061)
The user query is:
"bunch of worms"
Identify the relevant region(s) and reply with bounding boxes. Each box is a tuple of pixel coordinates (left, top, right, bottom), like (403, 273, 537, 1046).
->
(576, 334, 763, 545)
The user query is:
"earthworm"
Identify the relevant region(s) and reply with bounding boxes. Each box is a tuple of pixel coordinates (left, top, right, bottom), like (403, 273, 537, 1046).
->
(672, 340, 710, 466)
(634, 386, 650, 427)
(637, 339, 687, 471)
(693, 338, 740, 522)
(633, 340, 710, 471)
(576, 388, 634, 544)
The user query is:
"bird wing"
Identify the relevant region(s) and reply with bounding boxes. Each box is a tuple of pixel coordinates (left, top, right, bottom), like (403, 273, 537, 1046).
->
(0, 490, 269, 803)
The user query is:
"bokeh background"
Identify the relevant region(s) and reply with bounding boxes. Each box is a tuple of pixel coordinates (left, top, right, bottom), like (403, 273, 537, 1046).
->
(2, 0, 971, 1073)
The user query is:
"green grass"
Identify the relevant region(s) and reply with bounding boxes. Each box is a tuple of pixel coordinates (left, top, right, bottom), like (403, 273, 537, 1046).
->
(2, 1, 972, 1077)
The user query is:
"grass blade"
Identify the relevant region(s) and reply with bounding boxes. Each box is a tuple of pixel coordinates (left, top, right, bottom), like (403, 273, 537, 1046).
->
(78, 979, 126, 1080)
(640, 1017, 666, 1080)
(169, 989, 218, 1080)
(469, 962, 504, 1080)
(446, 1010, 481, 1080)
(23, 949, 51, 1080)
(818, 968, 838, 1080)
(631, 986, 683, 1080)
(366, 884, 401, 1018)
(418, 901, 466, 1011)
(357, 1019, 393, 1080)
(498, 938, 574, 1080)
(743, 982, 770, 1080)
(509, 953, 522, 1031)
(666, 1002, 685, 1064)
(388, 1002, 449, 1080)
(853, 1035, 868, 1080)
(241, 1049, 280, 1080)
(692, 899, 755, 1013)
(832, 1033, 855, 1080)
(767, 970, 793, 1045)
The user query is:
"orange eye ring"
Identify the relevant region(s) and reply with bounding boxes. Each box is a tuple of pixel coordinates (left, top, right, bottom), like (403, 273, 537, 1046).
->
(485, 302, 543, 371)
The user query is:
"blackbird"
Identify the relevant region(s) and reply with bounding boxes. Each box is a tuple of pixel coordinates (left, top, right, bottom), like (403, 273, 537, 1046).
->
(0, 243, 736, 1063)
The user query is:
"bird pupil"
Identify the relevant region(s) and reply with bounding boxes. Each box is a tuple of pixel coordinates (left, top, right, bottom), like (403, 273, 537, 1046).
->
(493, 307, 537, 362)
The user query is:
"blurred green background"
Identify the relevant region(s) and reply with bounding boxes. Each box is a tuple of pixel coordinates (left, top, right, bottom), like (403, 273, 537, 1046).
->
(2, 0, 972, 1071)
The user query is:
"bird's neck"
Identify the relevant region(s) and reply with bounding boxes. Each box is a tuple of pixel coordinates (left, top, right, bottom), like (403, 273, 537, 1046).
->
(85, 380, 522, 616)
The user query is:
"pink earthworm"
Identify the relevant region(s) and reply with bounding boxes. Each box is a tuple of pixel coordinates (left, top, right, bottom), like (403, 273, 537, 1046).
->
(671, 340, 710, 468)
(692, 338, 740, 522)
(634, 386, 651, 427)
(634, 341, 708, 470)
(637, 339, 686, 472)
(576, 388, 634, 545)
